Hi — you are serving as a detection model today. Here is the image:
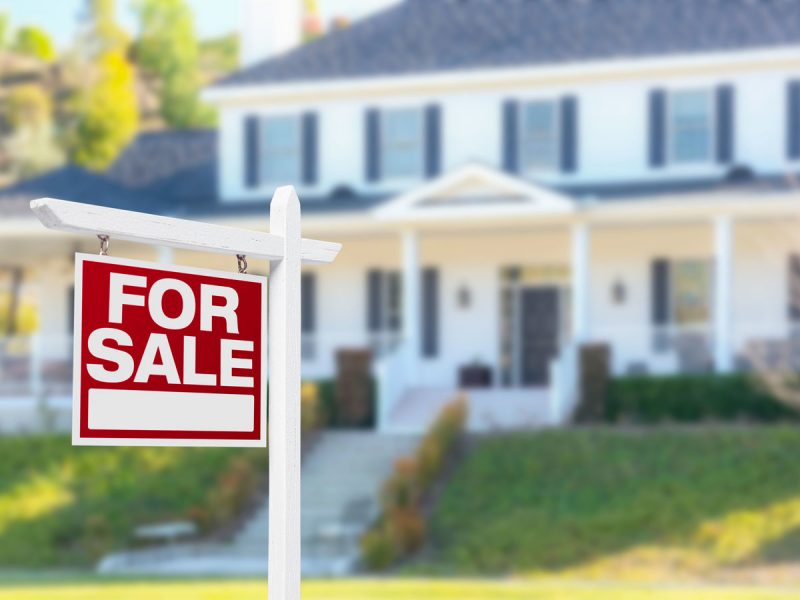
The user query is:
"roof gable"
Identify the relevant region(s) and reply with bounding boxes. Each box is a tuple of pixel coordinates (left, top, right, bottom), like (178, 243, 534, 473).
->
(374, 163, 574, 221)
(213, 0, 800, 90)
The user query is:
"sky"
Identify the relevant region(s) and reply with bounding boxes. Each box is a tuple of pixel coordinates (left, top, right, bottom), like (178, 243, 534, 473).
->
(0, 0, 399, 48)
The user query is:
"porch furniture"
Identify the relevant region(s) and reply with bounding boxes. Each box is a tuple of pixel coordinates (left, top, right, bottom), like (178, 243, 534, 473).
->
(459, 362, 492, 388)
(335, 349, 374, 427)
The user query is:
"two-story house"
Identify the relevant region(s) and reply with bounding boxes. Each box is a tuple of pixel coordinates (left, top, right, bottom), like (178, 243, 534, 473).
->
(3, 0, 800, 432)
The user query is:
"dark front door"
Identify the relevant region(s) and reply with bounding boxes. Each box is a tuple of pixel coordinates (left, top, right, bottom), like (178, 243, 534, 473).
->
(519, 287, 559, 386)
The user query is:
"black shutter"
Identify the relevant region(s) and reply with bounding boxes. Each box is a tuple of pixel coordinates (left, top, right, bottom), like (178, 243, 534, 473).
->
(301, 112, 318, 185)
(651, 259, 670, 326)
(367, 269, 384, 332)
(788, 81, 800, 160)
(301, 272, 316, 333)
(789, 255, 800, 321)
(560, 96, 578, 173)
(716, 85, 735, 164)
(648, 90, 666, 167)
(425, 104, 442, 178)
(365, 108, 380, 182)
(422, 267, 439, 358)
(244, 115, 260, 188)
(502, 100, 519, 173)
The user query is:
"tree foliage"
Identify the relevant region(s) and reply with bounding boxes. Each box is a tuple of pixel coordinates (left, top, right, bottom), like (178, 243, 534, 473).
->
(67, 50, 138, 170)
(80, 0, 129, 57)
(6, 85, 52, 131)
(134, 0, 215, 128)
(0, 13, 9, 50)
(13, 26, 56, 61)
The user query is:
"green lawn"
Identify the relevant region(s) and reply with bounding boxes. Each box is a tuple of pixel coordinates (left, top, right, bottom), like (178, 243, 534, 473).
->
(0, 435, 267, 567)
(1, 579, 799, 600)
(422, 427, 800, 581)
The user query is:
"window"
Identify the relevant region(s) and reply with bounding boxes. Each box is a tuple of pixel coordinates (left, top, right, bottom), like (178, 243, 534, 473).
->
(671, 259, 712, 324)
(669, 90, 713, 164)
(261, 115, 301, 184)
(520, 100, 559, 172)
(381, 108, 423, 179)
(367, 269, 402, 355)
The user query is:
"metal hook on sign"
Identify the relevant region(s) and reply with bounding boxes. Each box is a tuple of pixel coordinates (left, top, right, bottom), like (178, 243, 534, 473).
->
(98, 235, 109, 256)
(237, 254, 248, 274)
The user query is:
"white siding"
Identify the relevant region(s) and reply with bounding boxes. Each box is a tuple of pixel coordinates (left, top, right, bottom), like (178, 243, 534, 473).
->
(217, 59, 800, 203)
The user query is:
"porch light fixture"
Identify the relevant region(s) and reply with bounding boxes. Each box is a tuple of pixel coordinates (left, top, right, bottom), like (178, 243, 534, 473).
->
(612, 279, 626, 305)
(458, 285, 471, 309)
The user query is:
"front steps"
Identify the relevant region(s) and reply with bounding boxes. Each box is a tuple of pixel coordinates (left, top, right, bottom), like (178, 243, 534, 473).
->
(98, 430, 419, 576)
(387, 387, 553, 433)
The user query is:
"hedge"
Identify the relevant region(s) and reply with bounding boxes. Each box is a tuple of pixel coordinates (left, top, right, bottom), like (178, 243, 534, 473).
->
(606, 374, 800, 424)
(361, 396, 468, 571)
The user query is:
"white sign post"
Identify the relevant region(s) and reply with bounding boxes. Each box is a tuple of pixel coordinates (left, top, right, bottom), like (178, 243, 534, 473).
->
(31, 186, 340, 600)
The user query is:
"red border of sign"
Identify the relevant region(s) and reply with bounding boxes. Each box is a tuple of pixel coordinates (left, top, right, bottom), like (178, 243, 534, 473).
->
(72, 253, 268, 447)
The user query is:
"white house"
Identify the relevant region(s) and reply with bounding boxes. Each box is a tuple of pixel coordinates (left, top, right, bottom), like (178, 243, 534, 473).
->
(3, 0, 800, 432)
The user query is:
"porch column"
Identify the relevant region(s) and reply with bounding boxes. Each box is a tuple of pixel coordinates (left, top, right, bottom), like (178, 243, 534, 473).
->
(714, 215, 734, 373)
(571, 221, 590, 342)
(402, 230, 421, 381)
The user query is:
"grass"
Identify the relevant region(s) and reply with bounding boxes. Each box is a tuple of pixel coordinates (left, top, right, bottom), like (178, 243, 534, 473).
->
(1, 578, 800, 600)
(421, 427, 800, 582)
(0, 434, 267, 568)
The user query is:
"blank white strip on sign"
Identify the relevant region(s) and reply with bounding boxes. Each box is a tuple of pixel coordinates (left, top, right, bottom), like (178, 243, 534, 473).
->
(88, 389, 254, 432)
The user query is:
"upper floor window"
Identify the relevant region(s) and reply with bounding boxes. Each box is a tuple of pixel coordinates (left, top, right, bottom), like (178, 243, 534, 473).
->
(381, 108, 424, 179)
(502, 97, 577, 175)
(261, 115, 301, 184)
(520, 100, 559, 172)
(669, 89, 713, 164)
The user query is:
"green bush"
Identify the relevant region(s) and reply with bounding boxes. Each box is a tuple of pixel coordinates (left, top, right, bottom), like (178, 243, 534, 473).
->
(606, 374, 800, 424)
(363, 395, 468, 571)
(360, 525, 398, 570)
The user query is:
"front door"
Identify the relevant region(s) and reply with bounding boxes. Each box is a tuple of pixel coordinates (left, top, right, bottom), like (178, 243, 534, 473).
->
(519, 287, 560, 386)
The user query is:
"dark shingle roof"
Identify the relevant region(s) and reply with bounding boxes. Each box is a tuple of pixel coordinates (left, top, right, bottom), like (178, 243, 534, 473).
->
(214, 0, 800, 88)
(0, 165, 153, 217)
(0, 130, 388, 219)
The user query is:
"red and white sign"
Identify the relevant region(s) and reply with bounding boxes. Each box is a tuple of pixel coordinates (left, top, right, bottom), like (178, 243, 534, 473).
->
(73, 254, 267, 447)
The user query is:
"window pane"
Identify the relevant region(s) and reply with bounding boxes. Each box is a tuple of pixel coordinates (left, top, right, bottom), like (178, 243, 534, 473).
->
(262, 116, 300, 183)
(671, 90, 711, 163)
(382, 108, 422, 178)
(672, 260, 711, 324)
(521, 101, 558, 171)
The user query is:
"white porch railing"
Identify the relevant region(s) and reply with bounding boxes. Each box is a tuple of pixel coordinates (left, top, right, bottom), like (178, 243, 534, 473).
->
(548, 342, 579, 425)
(0, 333, 72, 399)
(374, 341, 411, 431)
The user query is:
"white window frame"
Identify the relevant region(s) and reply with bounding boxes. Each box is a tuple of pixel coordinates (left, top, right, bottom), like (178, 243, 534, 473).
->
(667, 88, 715, 166)
(260, 114, 302, 186)
(380, 107, 424, 181)
(519, 98, 561, 174)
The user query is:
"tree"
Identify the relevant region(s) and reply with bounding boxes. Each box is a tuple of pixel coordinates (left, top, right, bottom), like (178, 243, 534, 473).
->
(67, 50, 138, 170)
(2, 85, 64, 177)
(134, 0, 214, 128)
(79, 0, 129, 57)
(0, 13, 9, 50)
(13, 26, 56, 61)
(6, 84, 52, 130)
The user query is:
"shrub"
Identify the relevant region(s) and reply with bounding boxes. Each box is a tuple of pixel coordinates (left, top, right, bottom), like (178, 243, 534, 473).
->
(301, 381, 323, 432)
(362, 395, 468, 571)
(381, 458, 421, 511)
(388, 507, 426, 554)
(360, 525, 398, 570)
(606, 374, 800, 424)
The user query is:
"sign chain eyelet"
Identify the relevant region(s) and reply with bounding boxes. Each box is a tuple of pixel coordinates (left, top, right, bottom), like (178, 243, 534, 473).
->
(98, 235, 109, 256)
(237, 254, 248, 274)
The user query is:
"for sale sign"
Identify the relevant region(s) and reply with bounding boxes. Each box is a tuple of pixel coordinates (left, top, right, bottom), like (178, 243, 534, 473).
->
(72, 254, 267, 447)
